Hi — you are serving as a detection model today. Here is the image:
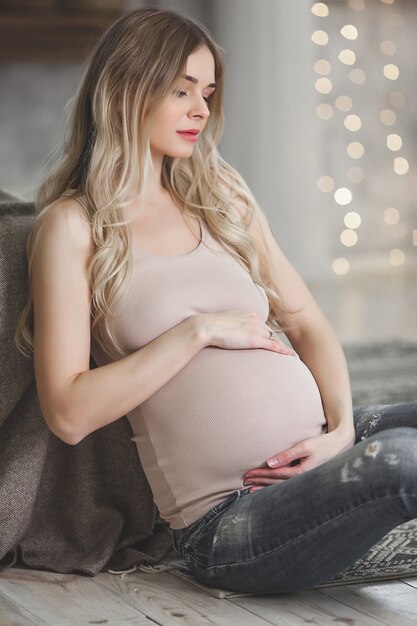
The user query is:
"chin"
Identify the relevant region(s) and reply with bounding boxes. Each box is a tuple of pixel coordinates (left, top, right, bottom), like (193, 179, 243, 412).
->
(167, 148, 194, 159)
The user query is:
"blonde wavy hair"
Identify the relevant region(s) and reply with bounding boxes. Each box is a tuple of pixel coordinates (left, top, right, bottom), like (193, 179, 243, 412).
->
(15, 6, 299, 361)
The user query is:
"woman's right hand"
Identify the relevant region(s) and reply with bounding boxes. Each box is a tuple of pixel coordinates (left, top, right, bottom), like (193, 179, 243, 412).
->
(195, 311, 297, 356)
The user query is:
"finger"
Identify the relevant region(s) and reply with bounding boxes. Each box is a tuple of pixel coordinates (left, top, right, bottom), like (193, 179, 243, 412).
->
(245, 468, 285, 479)
(276, 345, 297, 356)
(246, 466, 300, 480)
(263, 328, 296, 355)
(266, 342, 297, 356)
(246, 477, 285, 486)
(245, 465, 300, 483)
(275, 338, 295, 352)
(245, 468, 283, 479)
(267, 447, 305, 468)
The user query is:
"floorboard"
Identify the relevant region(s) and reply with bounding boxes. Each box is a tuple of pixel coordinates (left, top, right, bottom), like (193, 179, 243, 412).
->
(231, 587, 387, 625)
(99, 569, 272, 625)
(317, 580, 417, 626)
(0, 567, 150, 625)
(2, 566, 417, 626)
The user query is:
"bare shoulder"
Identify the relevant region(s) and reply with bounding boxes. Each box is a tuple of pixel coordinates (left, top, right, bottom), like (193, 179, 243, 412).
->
(33, 195, 93, 258)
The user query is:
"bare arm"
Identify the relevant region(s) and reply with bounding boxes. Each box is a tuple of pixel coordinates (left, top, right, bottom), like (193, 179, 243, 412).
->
(62, 320, 202, 444)
(32, 198, 204, 446)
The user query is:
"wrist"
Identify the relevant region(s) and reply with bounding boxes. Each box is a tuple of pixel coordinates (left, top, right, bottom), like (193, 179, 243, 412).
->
(187, 314, 210, 349)
(327, 423, 356, 448)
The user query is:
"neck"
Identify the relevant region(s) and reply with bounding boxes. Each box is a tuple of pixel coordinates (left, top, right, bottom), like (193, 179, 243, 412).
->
(144, 151, 164, 198)
(125, 152, 168, 212)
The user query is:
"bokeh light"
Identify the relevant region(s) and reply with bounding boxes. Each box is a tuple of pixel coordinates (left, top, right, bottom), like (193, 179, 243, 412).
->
(335, 95, 353, 111)
(334, 187, 353, 205)
(348, 0, 365, 11)
(386, 134, 403, 151)
(315, 77, 333, 94)
(316, 103, 334, 120)
(384, 207, 401, 225)
(332, 258, 350, 275)
(312, 30, 329, 45)
(344, 211, 362, 228)
(317, 175, 335, 192)
(341, 229, 358, 246)
(311, 2, 329, 17)
(383, 64, 400, 80)
(389, 249, 405, 266)
(344, 114, 362, 131)
(394, 157, 409, 175)
(341, 25, 358, 40)
(380, 108, 397, 126)
(347, 141, 365, 158)
(380, 40, 396, 55)
(348, 68, 366, 84)
(339, 49, 356, 65)
(314, 59, 331, 75)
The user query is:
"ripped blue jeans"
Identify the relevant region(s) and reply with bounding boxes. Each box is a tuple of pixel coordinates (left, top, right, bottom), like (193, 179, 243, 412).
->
(171, 403, 417, 594)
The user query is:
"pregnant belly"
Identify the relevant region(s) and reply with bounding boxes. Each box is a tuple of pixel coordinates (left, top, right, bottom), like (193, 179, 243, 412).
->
(134, 347, 327, 489)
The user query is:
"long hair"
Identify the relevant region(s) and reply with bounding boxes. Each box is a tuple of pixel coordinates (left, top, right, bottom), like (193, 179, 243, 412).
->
(15, 7, 299, 361)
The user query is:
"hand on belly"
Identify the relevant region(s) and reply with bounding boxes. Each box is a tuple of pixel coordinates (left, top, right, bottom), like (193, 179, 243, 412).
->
(243, 427, 354, 492)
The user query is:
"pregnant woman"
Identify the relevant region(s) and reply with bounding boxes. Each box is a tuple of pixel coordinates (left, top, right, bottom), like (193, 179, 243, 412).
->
(15, 8, 417, 594)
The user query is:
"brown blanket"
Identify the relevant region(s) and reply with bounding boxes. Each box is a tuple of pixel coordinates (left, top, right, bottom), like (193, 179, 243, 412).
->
(0, 189, 174, 576)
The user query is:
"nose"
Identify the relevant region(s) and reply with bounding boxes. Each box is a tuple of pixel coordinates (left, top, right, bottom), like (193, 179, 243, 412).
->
(188, 95, 210, 121)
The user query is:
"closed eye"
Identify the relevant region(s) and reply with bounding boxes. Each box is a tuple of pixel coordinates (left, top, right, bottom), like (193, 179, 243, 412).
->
(174, 89, 211, 103)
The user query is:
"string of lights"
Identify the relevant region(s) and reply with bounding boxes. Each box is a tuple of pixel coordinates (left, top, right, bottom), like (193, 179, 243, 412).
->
(311, 0, 416, 276)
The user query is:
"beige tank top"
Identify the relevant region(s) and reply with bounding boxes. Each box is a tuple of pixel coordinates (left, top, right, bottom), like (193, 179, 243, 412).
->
(80, 198, 326, 529)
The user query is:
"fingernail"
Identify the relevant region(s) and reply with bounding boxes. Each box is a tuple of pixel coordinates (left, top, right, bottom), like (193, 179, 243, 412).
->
(267, 459, 278, 467)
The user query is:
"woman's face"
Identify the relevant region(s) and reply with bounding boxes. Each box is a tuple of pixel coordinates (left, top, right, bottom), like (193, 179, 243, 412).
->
(149, 45, 216, 159)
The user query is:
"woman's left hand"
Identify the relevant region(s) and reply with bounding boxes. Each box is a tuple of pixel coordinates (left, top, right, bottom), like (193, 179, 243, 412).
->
(244, 427, 356, 491)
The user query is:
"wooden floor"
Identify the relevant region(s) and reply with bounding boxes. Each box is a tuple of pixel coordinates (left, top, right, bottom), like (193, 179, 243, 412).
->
(0, 565, 417, 626)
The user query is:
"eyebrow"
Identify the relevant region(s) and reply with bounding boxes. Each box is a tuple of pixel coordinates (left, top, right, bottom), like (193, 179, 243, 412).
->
(181, 74, 216, 88)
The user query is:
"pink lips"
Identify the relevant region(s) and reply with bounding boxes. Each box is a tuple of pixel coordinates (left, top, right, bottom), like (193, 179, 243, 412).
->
(176, 131, 199, 142)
